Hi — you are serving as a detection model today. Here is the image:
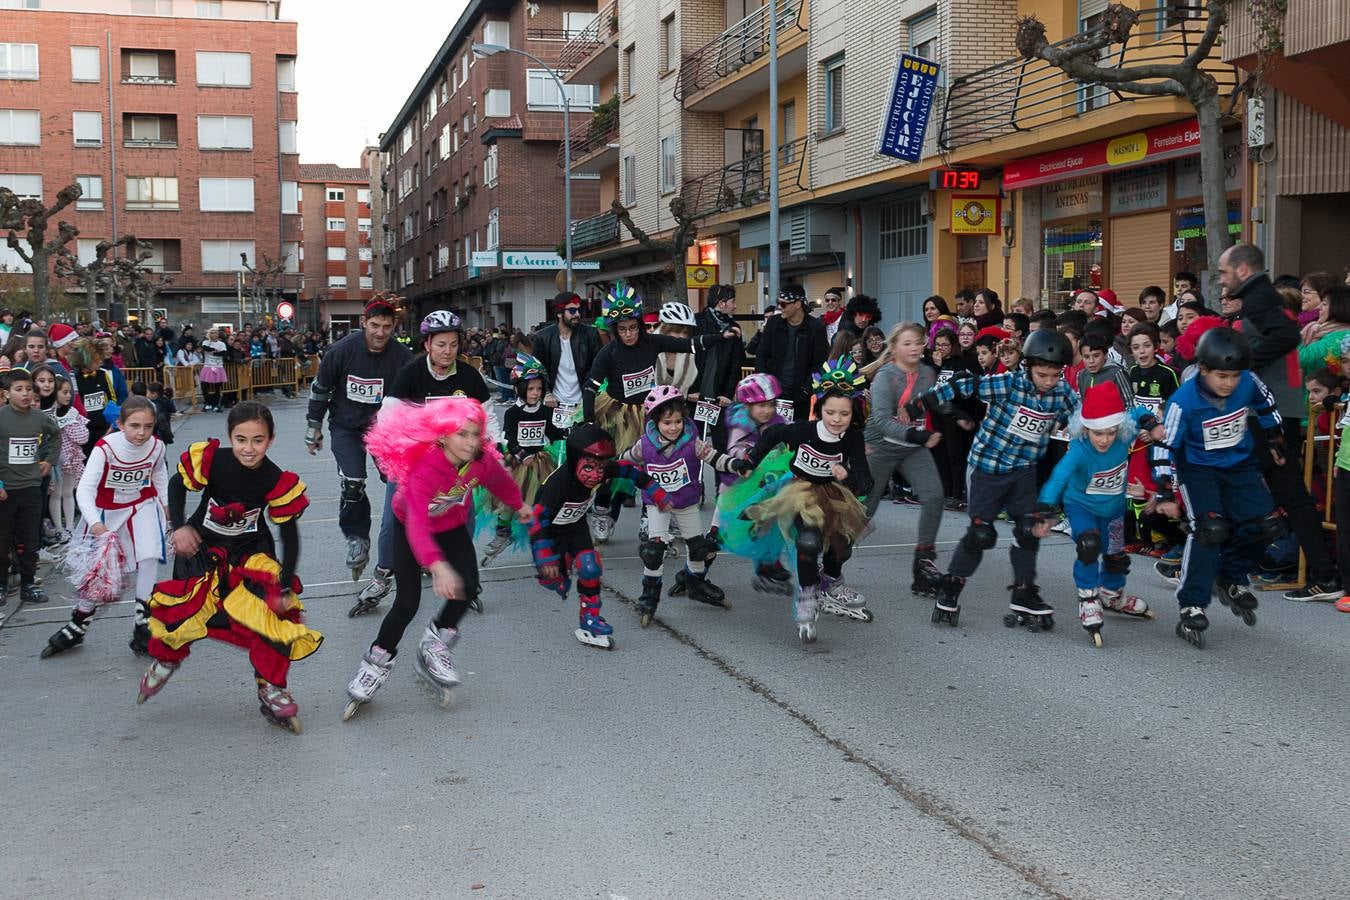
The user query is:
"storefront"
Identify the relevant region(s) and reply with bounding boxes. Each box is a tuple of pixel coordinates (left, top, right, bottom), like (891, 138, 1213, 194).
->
(1005, 120, 1242, 308)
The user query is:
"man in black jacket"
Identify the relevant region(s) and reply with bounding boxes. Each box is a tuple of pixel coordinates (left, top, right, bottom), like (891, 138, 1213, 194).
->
(754, 284, 827, 422)
(695, 284, 745, 407)
(1222, 243, 1341, 601)
(534, 292, 601, 423)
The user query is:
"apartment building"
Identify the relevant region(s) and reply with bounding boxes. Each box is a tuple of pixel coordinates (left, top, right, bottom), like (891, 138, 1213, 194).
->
(0, 0, 300, 327)
(379, 0, 601, 332)
(297, 163, 373, 331)
(360, 144, 388, 295)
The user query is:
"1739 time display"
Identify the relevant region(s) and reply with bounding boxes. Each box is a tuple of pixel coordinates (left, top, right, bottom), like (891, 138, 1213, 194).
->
(929, 169, 981, 190)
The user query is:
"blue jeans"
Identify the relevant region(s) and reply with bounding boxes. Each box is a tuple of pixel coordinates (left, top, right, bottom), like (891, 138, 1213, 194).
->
(1065, 504, 1126, 593)
(1176, 462, 1274, 609)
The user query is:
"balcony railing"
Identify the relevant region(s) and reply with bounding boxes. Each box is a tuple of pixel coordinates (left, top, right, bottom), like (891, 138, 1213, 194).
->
(681, 136, 808, 220)
(556, 104, 619, 168)
(570, 209, 619, 253)
(939, 4, 1235, 151)
(558, 1, 618, 72)
(674, 1, 804, 103)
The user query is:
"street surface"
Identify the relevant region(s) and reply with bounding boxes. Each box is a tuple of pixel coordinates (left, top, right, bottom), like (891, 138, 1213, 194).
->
(1, 397, 1346, 899)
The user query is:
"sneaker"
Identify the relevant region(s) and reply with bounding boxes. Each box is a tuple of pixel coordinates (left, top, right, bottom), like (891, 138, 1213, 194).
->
(1159, 545, 1184, 566)
(1051, 518, 1071, 535)
(1282, 581, 1345, 603)
(21, 583, 48, 604)
(38, 547, 62, 564)
(1336, 596, 1350, 613)
(41, 520, 59, 541)
(944, 497, 967, 512)
(1123, 542, 1150, 555)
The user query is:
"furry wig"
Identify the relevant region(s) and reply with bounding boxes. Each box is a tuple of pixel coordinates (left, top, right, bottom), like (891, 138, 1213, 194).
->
(364, 397, 499, 484)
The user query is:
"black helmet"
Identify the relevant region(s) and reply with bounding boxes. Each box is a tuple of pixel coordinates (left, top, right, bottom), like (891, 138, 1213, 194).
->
(1020, 330, 1072, 367)
(565, 424, 616, 464)
(1195, 326, 1251, 371)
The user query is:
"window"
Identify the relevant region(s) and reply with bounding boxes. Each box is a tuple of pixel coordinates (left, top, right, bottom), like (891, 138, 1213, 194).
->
(565, 11, 597, 38)
(126, 50, 170, 82)
(131, 0, 172, 13)
(126, 176, 179, 210)
(483, 20, 510, 47)
(327, 247, 347, 261)
(199, 177, 254, 212)
(484, 88, 510, 118)
(455, 241, 463, 268)
(357, 189, 370, 204)
(399, 123, 413, 155)
(660, 135, 677, 193)
(328, 275, 347, 289)
(137, 240, 180, 273)
(73, 112, 103, 146)
(358, 247, 373, 262)
(71, 46, 100, 81)
(823, 54, 845, 134)
(201, 239, 255, 271)
(76, 175, 103, 210)
(196, 1, 223, 17)
(0, 43, 38, 80)
(462, 53, 469, 82)
(526, 70, 598, 111)
(484, 144, 498, 188)
(76, 239, 104, 266)
(0, 1, 41, 8)
(197, 115, 252, 149)
(360, 275, 373, 290)
(281, 181, 298, 214)
(909, 12, 938, 63)
(878, 196, 927, 260)
(452, 128, 459, 152)
(401, 215, 413, 242)
(0, 109, 41, 145)
(397, 168, 413, 199)
(276, 56, 296, 91)
(621, 154, 635, 205)
(196, 51, 250, 87)
(486, 208, 499, 250)
(660, 16, 677, 75)
(440, 123, 451, 159)
(327, 217, 345, 231)
(127, 114, 171, 144)
(0, 174, 42, 200)
(326, 188, 345, 202)
(622, 44, 635, 97)
(402, 258, 414, 286)
(279, 120, 297, 154)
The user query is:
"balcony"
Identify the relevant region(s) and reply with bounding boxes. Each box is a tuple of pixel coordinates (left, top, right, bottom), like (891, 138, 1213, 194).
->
(570, 210, 619, 253)
(681, 135, 809, 221)
(557, 99, 619, 173)
(675, 1, 807, 111)
(559, 1, 618, 85)
(939, 4, 1236, 153)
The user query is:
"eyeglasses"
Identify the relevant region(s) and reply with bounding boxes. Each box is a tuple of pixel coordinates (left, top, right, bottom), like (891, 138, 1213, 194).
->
(563, 307, 582, 314)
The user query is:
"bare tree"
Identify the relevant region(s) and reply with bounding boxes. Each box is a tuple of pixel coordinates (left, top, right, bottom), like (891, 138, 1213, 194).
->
(609, 196, 699, 301)
(106, 237, 172, 326)
(1015, 2, 1232, 285)
(54, 238, 118, 325)
(0, 182, 82, 321)
(241, 251, 290, 321)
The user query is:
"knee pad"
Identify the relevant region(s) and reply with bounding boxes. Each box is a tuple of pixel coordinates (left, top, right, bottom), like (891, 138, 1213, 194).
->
(686, 535, 716, 564)
(1194, 512, 1230, 547)
(1075, 530, 1102, 565)
(1013, 516, 1042, 550)
(1253, 510, 1285, 544)
(340, 477, 367, 505)
(1104, 552, 1131, 575)
(962, 520, 998, 552)
(576, 549, 602, 582)
(796, 528, 823, 558)
(638, 539, 667, 571)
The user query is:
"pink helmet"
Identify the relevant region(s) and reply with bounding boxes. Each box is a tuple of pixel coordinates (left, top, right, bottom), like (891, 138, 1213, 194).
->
(735, 373, 781, 405)
(643, 384, 685, 418)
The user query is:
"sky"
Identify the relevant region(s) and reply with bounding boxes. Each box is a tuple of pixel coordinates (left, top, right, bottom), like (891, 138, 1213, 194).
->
(286, 0, 469, 165)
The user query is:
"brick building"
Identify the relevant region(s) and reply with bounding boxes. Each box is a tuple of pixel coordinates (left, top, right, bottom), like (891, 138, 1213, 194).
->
(360, 144, 387, 295)
(379, 0, 601, 331)
(0, 0, 299, 329)
(297, 163, 372, 333)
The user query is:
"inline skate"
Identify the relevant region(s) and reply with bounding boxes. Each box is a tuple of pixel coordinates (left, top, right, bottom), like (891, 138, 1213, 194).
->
(911, 547, 942, 598)
(819, 574, 872, 622)
(136, 660, 180, 704)
(1003, 583, 1054, 632)
(753, 561, 793, 595)
(343, 646, 395, 721)
(576, 603, 615, 650)
(1175, 606, 1209, 647)
(671, 568, 730, 609)
(349, 566, 393, 617)
(257, 680, 302, 734)
(1213, 576, 1258, 627)
(1078, 589, 1104, 648)
(930, 574, 963, 627)
(414, 623, 461, 708)
(346, 536, 371, 582)
(1099, 587, 1154, 619)
(636, 575, 662, 628)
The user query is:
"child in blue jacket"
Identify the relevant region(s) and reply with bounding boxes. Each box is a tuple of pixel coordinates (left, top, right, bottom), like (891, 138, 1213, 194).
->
(1151, 327, 1285, 648)
(1036, 382, 1166, 647)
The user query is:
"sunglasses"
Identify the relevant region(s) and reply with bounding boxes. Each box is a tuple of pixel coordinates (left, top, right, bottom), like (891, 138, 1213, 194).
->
(563, 307, 581, 314)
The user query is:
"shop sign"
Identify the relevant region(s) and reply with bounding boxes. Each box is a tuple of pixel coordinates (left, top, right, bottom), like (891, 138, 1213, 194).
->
(877, 54, 941, 163)
(950, 196, 999, 235)
(1005, 118, 1201, 190)
(1042, 175, 1103, 221)
(1109, 164, 1169, 214)
(686, 264, 718, 289)
(1174, 128, 1242, 198)
(494, 251, 600, 271)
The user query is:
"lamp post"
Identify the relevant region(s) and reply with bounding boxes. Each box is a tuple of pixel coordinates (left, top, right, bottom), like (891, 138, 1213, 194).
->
(472, 42, 574, 293)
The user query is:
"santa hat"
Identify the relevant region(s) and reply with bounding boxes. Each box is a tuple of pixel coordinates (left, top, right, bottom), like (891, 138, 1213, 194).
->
(1081, 382, 1127, 429)
(972, 326, 1010, 347)
(48, 323, 78, 349)
(1095, 289, 1124, 318)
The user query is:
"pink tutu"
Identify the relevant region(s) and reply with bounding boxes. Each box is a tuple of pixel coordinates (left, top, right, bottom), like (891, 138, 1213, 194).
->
(199, 365, 227, 384)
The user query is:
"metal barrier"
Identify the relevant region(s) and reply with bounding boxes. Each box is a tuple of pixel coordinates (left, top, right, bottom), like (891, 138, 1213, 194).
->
(250, 358, 298, 394)
(1304, 404, 1339, 536)
(167, 364, 201, 410)
(120, 367, 160, 387)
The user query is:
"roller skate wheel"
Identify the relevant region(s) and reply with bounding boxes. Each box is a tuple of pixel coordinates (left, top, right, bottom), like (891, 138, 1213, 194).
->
(639, 612, 653, 628)
(717, 596, 733, 610)
(859, 608, 874, 623)
(39, 643, 58, 659)
(930, 607, 942, 624)
(470, 596, 484, 614)
(136, 692, 148, 705)
(949, 608, 960, 627)
(1042, 616, 1054, 631)
(1242, 610, 1257, 627)
(1142, 609, 1156, 620)
(342, 700, 362, 722)
(286, 717, 303, 734)
(1002, 613, 1018, 628)
(1091, 631, 1104, 648)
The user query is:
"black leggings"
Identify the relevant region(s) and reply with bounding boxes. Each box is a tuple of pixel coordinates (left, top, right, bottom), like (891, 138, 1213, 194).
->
(373, 523, 478, 655)
(203, 382, 223, 407)
(795, 522, 852, 588)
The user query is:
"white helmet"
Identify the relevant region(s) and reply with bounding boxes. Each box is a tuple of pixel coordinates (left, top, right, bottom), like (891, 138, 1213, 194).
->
(659, 301, 697, 328)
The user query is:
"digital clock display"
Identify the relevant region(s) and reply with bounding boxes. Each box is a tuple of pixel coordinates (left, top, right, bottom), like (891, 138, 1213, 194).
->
(931, 169, 981, 190)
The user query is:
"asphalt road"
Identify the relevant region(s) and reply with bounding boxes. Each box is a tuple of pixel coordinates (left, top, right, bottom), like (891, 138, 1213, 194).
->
(1, 397, 1346, 899)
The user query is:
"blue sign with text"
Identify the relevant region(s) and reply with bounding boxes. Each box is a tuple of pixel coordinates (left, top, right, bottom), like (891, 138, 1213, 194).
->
(877, 53, 941, 163)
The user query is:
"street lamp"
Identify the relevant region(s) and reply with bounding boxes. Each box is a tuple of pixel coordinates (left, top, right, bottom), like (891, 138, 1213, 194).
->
(472, 42, 574, 293)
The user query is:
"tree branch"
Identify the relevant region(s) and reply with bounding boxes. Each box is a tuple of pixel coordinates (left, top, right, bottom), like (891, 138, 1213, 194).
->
(1184, 2, 1228, 70)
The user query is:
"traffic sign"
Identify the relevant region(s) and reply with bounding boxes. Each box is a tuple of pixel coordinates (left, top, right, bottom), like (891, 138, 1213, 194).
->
(277, 301, 295, 320)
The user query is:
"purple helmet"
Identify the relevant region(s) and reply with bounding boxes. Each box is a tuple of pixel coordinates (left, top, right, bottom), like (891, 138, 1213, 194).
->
(735, 373, 781, 405)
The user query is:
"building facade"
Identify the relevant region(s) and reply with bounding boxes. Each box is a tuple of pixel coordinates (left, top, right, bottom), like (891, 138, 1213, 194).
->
(360, 144, 388, 295)
(0, 0, 300, 328)
(379, 0, 601, 332)
(297, 163, 373, 331)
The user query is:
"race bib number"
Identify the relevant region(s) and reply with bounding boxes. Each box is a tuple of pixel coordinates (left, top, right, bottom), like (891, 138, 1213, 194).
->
(1136, 395, 1163, 416)
(83, 391, 106, 412)
(1085, 461, 1127, 496)
(106, 464, 152, 490)
(1201, 408, 1247, 451)
(552, 403, 578, 430)
(694, 401, 721, 426)
(1007, 406, 1055, 443)
(621, 367, 656, 399)
(552, 498, 593, 526)
(775, 399, 795, 424)
(202, 499, 261, 537)
(7, 437, 37, 465)
(937, 369, 955, 385)
(647, 458, 691, 492)
(517, 421, 547, 448)
(345, 376, 384, 404)
(794, 444, 841, 479)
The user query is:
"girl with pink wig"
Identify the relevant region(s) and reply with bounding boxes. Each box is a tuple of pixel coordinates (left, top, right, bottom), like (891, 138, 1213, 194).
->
(343, 397, 531, 718)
